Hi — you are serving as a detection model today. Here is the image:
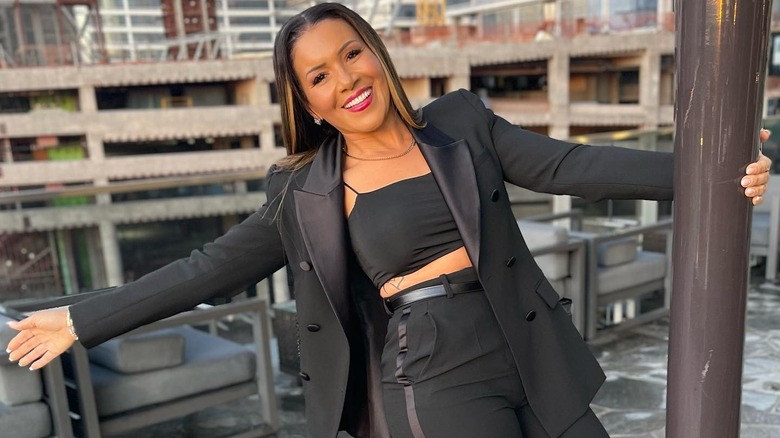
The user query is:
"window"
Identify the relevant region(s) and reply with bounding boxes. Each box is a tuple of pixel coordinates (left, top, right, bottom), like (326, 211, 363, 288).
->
(395, 4, 416, 18)
(238, 32, 271, 42)
(130, 15, 163, 26)
(103, 15, 128, 26)
(229, 16, 270, 25)
(226, 0, 268, 9)
(127, 0, 161, 9)
(100, 0, 125, 8)
(106, 33, 130, 44)
(273, 124, 283, 148)
(133, 32, 165, 42)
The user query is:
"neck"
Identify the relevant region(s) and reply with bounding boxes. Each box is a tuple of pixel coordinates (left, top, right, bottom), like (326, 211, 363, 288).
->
(341, 114, 413, 157)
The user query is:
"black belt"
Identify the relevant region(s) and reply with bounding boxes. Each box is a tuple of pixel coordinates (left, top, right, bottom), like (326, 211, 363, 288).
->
(385, 281, 484, 313)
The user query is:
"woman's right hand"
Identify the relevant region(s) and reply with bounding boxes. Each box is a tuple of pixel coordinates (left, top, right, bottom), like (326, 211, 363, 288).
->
(6, 308, 76, 370)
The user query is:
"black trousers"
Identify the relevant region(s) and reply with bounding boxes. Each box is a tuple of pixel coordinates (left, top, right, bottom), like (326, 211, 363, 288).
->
(380, 283, 610, 438)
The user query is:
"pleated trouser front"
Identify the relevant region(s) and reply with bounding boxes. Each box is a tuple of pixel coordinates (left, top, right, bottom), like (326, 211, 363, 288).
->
(380, 283, 609, 438)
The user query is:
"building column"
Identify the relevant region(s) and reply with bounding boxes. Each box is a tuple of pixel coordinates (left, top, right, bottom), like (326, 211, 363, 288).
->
(1, 122, 11, 163)
(54, 229, 78, 295)
(85, 227, 107, 288)
(255, 80, 271, 106)
(601, 0, 610, 32)
(98, 221, 123, 286)
(260, 121, 275, 151)
(548, 52, 572, 221)
(638, 50, 662, 224)
(548, 51, 570, 138)
(446, 74, 470, 93)
(637, 133, 660, 224)
(87, 132, 123, 286)
(79, 85, 98, 113)
(640, 49, 661, 129)
(657, 0, 674, 31)
(554, 0, 563, 37)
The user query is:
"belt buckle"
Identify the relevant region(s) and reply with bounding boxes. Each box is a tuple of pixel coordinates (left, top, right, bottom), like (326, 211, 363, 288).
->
(383, 298, 394, 316)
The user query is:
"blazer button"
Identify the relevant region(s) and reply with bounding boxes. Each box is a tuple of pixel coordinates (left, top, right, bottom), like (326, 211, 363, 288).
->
(299, 372, 311, 381)
(490, 189, 500, 202)
(505, 256, 516, 267)
(299, 261, 312, 271)
(307, 324, 321, 332)
(525, 310, 537, 321)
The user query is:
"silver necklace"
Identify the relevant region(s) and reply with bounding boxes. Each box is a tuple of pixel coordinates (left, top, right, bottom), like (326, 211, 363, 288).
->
(342, 138, 417, 161)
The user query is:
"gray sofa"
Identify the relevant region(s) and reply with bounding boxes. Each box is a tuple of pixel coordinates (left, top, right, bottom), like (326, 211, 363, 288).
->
(572, 219, 673, 341)
(0, 313, 72, 438)
(69, 298, 278, 437)
(4, 297, 278, 438)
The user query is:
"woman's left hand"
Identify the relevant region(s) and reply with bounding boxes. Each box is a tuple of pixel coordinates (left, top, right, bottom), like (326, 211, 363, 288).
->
(743, 129, 773, 206)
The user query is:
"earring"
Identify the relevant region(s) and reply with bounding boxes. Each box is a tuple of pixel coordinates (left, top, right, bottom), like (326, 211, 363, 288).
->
(313, 116, 322, 125)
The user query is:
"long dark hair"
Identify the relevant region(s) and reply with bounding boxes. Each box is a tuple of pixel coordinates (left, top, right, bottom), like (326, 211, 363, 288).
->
(273, 2, 424, 170)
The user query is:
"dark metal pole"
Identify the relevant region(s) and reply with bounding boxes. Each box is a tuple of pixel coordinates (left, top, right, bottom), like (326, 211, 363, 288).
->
(667, 1, 772, 437)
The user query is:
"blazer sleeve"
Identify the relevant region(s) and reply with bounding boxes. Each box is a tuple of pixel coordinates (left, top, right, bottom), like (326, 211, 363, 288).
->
(70, 169, 288, 348)
(455, 89, 674, 202)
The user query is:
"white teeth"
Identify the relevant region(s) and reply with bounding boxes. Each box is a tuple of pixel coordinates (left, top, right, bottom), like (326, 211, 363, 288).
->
(344, 89, 371, 109)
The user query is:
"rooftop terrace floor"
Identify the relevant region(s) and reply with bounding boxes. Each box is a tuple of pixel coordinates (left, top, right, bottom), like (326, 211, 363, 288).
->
(113, 279, 780, 438)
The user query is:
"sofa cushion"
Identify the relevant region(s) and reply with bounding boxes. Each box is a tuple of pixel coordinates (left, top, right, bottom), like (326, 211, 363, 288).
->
(598, 251, 667, 295)
(0, 315, 44, 406)
(0, 314, 18, 367)
(517, 220, 570, 280)
(88, 328, 185, 374)
(596, 237, 639, 267)
(0, 357, 43, 406)
(0, 402, 51, 438)
(0, 365, 43, 407)
(89, 326, 256, 417)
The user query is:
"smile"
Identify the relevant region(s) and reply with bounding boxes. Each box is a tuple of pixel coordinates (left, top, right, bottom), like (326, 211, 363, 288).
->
(343, 87, 373, 111)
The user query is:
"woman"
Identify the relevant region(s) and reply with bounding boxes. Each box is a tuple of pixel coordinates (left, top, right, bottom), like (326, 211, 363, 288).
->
(6, 3, 772, 437)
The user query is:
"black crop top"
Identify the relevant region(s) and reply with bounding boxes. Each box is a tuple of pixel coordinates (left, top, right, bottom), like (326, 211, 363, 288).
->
(345, 173, 465, 289)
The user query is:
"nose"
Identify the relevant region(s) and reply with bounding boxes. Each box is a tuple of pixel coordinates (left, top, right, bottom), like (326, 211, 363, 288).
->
(335, 63, 358, 92)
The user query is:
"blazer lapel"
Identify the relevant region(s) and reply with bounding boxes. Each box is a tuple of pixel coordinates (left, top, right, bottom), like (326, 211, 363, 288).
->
(293, 136, 352, 333)
(415, 124, 482, 268)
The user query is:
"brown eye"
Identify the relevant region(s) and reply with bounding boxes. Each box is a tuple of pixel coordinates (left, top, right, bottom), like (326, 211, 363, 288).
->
(312, 73, 326, 85)
(346, 49, 362, 60)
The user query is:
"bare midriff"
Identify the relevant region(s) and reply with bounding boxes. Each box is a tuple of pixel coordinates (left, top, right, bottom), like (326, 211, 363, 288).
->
(379, 246, 473, 298)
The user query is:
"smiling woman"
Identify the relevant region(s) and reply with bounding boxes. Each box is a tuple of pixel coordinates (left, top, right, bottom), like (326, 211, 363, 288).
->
(4, 3, 773, 438)
(293, 19, 395, 137)
(272, 4, 424, 171)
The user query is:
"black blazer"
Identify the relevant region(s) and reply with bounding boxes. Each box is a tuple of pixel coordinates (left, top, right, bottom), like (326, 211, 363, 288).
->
(70, 89, 674, 438)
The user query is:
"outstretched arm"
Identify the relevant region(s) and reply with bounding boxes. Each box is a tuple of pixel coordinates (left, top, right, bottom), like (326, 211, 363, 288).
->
(6, 170, 289, 369)
(455, 89, 771, 205)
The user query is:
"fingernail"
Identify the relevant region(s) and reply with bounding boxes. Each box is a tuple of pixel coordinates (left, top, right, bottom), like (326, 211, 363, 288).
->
(746, 189, 755, 196)
(5, 348, 10, 354)
(763, 128, 772, 135)
(742, 177, 750, 186)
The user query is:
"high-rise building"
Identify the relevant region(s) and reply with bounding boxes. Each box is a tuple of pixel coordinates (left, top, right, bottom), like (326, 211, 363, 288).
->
(78, 0, 302, 62)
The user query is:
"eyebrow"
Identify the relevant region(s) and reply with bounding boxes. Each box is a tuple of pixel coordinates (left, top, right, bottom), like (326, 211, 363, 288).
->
(305, 39, 359, 77)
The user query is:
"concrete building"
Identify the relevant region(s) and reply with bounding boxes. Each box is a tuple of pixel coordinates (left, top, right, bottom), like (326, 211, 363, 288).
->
(1, 0, 779, 299)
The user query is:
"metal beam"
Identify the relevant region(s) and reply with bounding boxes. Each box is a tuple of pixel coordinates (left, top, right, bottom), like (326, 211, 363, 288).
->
(666, 0, 772, 436)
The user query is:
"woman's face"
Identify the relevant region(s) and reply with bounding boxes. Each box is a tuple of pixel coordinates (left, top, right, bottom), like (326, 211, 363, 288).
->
(292, 18, 394, 136)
